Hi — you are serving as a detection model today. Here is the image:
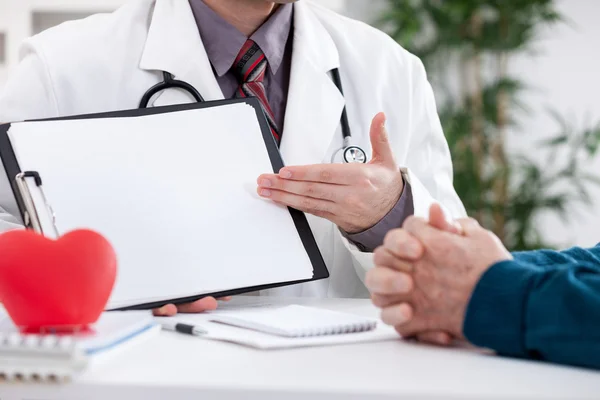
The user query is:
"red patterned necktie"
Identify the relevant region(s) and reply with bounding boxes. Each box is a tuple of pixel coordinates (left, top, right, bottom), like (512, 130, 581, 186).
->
(232, 39, 281, 144)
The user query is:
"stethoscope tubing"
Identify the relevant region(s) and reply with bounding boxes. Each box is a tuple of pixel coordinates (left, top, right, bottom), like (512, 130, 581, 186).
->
(139, 69, 367, 164)
(139, 72, 204, 108)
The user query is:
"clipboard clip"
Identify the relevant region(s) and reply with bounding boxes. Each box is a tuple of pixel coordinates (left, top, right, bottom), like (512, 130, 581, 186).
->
(15, 171, 59, 238)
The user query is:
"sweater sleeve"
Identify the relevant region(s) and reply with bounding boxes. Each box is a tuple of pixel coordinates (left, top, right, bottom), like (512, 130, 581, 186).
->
(463, 245, 600, 370)
(512, 245, 600, 269)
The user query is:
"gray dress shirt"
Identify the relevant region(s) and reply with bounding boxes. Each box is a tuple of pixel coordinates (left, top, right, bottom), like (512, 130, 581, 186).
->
(189, 0, 413, 252)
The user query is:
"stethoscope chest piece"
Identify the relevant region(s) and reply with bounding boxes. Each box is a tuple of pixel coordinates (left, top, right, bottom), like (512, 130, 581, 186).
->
(330, 68, 367, 164)
(343, 146, 367, 164)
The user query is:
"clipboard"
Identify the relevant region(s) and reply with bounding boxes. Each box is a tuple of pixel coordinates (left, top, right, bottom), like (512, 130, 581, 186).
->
(0, 98, 329, 311)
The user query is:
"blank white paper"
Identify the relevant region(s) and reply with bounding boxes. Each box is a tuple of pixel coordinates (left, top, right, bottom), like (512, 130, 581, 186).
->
(7, 104, 315, 308)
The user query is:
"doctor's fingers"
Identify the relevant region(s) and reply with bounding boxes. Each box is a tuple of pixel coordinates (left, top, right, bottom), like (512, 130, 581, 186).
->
(365, 267, 413, 295)
(153, 297, 219, 316)
(153, 304, 179, 317)
(261, 189, 338, 216)
(176, 297, 219, 313)
(258, 175, 345, 202)
(276, 163, 367, 185)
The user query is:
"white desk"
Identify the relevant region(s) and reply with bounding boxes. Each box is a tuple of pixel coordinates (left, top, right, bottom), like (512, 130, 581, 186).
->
(1, 297, 599, 400)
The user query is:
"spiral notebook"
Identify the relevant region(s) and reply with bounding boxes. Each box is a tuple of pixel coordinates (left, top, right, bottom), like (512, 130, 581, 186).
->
(165, 305, 398, 350)
(0, 311, 158, 382)
(0, 333, 88, 383)
(209, 305, 378, 338)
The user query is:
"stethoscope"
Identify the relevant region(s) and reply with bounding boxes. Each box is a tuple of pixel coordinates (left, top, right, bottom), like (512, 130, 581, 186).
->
(139, 69, 368, 164)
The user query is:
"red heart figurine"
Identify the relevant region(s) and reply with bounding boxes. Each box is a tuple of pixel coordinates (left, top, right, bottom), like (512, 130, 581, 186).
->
(0, 229, 117, 330)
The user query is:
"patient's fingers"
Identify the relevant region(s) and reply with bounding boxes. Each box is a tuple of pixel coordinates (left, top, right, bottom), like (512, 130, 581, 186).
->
(373, 247, 415, 272)
(428, 203, 463, 235)
(395, 319, 436, 339)
(382, 229, 424, 261)
(371, 293, 410, 308)
(416, 332, 453, 347)
(366, 267, 413, 295)
(456, 217, 481, 234)
(380, 303, 414, 326)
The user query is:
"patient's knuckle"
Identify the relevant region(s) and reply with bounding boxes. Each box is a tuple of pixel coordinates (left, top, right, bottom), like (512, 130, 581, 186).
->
(435, 239, 453, 254)
(426, 286, 443, 303)
(384, 229, 399, 243)
(413, 264, 432, 284)
(371, 294, 386, 308)
(403, 216, 419, 230)
(373, 248, 388, 265)
(412, 265, 425, 282)
(383, 229, 402, 249)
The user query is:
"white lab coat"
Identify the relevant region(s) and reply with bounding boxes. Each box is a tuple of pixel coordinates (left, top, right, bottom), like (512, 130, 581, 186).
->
(0, 0, 466, 299)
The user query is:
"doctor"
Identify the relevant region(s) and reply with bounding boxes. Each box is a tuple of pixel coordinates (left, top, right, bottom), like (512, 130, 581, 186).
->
(0, 0, 465, 315)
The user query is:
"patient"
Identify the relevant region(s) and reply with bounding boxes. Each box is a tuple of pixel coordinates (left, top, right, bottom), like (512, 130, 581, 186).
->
(366, 204, 600, 370)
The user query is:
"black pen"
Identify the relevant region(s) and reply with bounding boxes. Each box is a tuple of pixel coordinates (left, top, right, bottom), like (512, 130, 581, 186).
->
(161, 322, 208, 336)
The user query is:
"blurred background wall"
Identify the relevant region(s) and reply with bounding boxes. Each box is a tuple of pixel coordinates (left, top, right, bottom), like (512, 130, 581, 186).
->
(509, 0, 600, 249)
(0, 0, 598, 249)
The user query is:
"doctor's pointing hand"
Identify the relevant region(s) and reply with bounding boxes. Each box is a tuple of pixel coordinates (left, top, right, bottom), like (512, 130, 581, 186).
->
(257, 113, 404, 234)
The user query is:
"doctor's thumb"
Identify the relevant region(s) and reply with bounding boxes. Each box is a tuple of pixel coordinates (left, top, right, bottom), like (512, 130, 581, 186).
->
(428, 203, 463, 235)
(369, 112, 395, 166)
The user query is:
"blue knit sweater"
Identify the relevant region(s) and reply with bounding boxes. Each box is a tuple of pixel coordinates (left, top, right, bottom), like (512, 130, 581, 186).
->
(463, 245, 600, 369)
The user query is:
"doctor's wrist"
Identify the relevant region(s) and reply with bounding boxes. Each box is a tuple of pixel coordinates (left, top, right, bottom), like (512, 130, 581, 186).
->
(342, 178, 414, 252)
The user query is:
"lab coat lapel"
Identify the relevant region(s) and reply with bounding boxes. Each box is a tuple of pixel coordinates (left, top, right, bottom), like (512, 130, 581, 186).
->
(279, 2, 344, 167)
(139, 0, 224, 106)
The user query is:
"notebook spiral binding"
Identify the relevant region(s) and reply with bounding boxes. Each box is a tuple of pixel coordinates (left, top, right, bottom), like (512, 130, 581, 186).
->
(291, 320, 378, 338)
(0, 332, 88, 383)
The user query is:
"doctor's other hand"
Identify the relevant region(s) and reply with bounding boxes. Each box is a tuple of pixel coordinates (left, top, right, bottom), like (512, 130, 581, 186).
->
(257, 112, 404, 234)
(152, 296, 231, 317)
(366, 205, 512, 340)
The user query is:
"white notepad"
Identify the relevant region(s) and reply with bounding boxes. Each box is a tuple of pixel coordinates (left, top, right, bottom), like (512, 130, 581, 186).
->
(209, 305, 378, 338)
